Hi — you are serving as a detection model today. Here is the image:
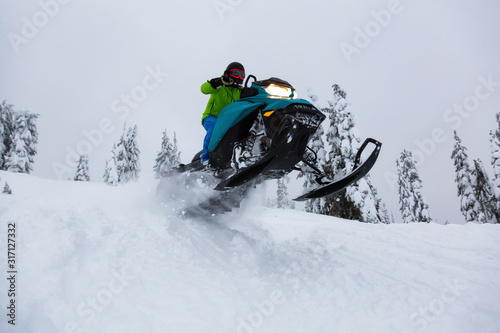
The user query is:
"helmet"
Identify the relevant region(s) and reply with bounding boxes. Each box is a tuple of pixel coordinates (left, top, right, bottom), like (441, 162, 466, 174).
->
(224, 62, 245, 85)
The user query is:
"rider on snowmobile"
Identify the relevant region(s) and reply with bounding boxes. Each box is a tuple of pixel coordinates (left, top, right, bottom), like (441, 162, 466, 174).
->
(200, 62, 245, 166)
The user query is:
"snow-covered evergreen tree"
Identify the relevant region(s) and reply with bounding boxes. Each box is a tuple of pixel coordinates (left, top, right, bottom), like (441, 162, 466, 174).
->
(390, 212, 396, 224)
(111, 124, 141, 184)
(397, 156, 412, 223)
(0, 122, 5, 168)
(113, 134, 127, 183)
(397, 150, 432, 223)
(277, 176, 294, 209)
(345, 176, 380, 223)
(0, 103, 8, 168)
(74, 155, 90, 182)
(26, 112, 38, 160)
(3, 181, 12, 194)
(451, 131, 478, 222)
(103, 159, 111, 183)
(371, 184, 391, 224)
(471, 159, 497, 223)
(103, 148, 119, 186)
(412, 183, 432, 223)
(4, 110, 39, 174)
(321, 84, 382, 223)
(172, 132, 180, 166)
(321, 85, 361, 220)
(0, 101, 15, 170)
(379, 202, 392, 224)
(125, 125, 141, 181)
(490, 112, 500, 220)
(154, 129, 181, 178)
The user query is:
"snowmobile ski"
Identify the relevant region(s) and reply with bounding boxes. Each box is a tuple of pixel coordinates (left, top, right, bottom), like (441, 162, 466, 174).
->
(214, 156, 274, 190)
(294, 138, 382, 201)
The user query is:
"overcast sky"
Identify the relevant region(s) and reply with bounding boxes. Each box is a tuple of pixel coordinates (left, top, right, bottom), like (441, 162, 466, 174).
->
(1, 0, 499, 223)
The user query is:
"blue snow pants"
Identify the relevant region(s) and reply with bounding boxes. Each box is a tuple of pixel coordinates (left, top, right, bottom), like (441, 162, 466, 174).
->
(201, 115, 217, 163)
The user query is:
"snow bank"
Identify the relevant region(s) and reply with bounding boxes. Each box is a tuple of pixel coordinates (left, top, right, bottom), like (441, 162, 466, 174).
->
(0, 171, 499, 333)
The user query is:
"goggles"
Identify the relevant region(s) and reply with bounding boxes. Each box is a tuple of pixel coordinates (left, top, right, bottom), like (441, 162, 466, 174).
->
(229, 69, 245, 81)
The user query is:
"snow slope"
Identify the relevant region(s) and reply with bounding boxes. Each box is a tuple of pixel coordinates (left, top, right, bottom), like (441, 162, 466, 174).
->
(0, 170, 499, 333)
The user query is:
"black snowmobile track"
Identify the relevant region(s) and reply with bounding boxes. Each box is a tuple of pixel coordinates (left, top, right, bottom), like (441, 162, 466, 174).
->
(215, 115, 315, 190)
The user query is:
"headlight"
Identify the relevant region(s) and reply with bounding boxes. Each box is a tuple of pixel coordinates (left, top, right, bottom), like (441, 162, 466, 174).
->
(264, 84, 294, 98)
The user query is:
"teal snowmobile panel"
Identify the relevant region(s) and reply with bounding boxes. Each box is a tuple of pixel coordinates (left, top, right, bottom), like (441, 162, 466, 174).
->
(208, 99, 266, 152)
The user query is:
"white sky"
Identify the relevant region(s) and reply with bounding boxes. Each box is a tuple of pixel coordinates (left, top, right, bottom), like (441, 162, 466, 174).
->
(1, 0, 499, 223)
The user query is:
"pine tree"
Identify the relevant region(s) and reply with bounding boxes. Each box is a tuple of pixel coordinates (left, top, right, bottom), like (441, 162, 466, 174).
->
(397, 156, 412, 223)
(379, 202, 391, 224)
(3, 181, 12, 194)
(103, 159, 111, 183)
(471, 159, 497, 223)
(371, 183, 391, 224)
(0, 103, 8, 168)
(321, 84, 382, 223)
(125, 125, 141, 181)
(113, 133, 127, 183)
(490, 112, 500, 220)
(26, 112, 38, 161)
(451, 131, 478, 222)
(74, 155, 90, 182)
(154, 129, 181, 178)
(112, 124, 141, 183)
(413, 182, 432, 223)
(0, 101, 15, 170)
(103, 154, 119, 186)
(397, 150, 432, 223)
(277, 176, 294, 209)
(4, 110, 39, 174)
(390, 212, 396, 224)
(172, 132, 180, 166)
(321, 85, 361, 220)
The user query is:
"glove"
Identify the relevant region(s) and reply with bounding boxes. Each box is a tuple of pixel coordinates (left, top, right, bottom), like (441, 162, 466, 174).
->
(209, 77, 222, 89)
(240, 87, 258, 98)
(221, 75, 234, 86)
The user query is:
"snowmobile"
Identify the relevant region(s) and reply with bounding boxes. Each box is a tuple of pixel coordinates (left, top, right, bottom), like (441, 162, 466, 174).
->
(157, 76, 382, 215)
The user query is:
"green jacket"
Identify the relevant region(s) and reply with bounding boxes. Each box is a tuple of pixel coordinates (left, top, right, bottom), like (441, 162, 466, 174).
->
(201, 81, 241, 123)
